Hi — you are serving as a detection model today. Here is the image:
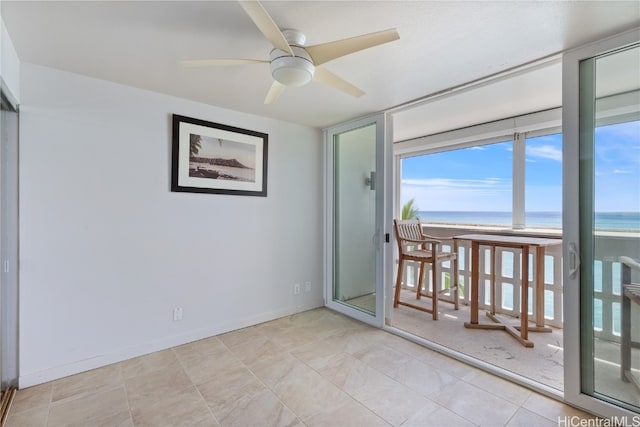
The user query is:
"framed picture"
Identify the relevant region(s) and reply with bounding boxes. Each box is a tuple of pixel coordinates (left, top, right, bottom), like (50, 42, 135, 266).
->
(171, 114, 268, 196)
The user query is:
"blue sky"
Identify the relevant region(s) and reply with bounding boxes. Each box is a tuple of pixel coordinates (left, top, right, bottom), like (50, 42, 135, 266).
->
(401, 121, 640, 212)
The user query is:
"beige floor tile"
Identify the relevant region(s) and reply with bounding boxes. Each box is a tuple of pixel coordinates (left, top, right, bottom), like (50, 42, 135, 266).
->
(7, 307, 605, 427)
(506, 407, 558, 427)
(120, 349, 178, 379)
(464, 370, 532, 405)
(218, 325, 263, 349)
(176, 344, 245, 386)
(5, 405, 48, 427)
(51, 363, 123, 404)
(246, 351, 308, 388)
(391, 357, 459, 397)
(350, 371, 438, 426)
(197, 365, 266, 417)
(174, 336, 228, 361)
(214, 388, 298, 427)
(226, 335, 288, 365)
(352, 343, 415, 378)
(290, 337, 352, 370)
(129, 385, 217, 427)
(9, 382, 52, 415)
(522, 393, 597, 422)
(303, 397, 389, 427)
(269, 324, 333, 351)
(433, 379, 518, 426)
(402, 404, 476, 427)
(324, 326, 391, 354)
(272, 365, 352, 420)
(378, 334, 437, 360)
(48, 386, 132, 427)
(124, 361, 192, 404)
(418, 350, 484, 381)
(315, 352, 384, 394)
(279, 309, 341, 329)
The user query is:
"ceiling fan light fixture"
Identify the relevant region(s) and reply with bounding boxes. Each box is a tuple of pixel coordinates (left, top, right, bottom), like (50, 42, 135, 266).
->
(271, 59, 314, 86)
(270, 47, 315, 87)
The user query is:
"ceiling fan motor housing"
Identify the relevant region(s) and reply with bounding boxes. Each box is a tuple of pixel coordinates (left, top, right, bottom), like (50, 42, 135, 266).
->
(270, 45, 315, 87)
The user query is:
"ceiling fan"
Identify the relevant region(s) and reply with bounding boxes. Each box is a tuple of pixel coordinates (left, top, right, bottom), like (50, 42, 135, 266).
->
(182, 0, 400, 104)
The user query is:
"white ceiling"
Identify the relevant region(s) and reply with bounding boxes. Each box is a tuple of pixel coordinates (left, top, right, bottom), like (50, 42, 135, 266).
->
(2, 1, 639, 135)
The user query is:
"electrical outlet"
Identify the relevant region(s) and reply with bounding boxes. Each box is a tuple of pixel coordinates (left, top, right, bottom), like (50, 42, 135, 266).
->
(304, 281, 311, 293)
(294, 283, 301, 295)
(173, 307, 183, 321)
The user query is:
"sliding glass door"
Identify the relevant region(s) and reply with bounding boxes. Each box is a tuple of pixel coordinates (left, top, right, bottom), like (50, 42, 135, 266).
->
(325, 114, 391, 327)
(0, 89, 19, 395)
(564, 29, 640, 417)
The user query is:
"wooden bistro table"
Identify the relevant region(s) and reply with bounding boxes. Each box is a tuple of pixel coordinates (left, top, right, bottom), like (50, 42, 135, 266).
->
(453, 234, 562, 348)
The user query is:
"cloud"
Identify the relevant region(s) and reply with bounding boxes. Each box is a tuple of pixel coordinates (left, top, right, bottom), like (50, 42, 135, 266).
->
(402, 177, 509, 190)
(401, 178, 512, 211)
(613, 169, 633, 174)
(526, 144, 562, 162)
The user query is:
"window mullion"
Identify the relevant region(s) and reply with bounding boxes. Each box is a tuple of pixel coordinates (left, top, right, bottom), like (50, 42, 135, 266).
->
(513, 132, 525, 229)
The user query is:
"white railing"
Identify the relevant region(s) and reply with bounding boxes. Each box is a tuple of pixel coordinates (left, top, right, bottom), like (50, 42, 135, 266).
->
(398, 225, 640, 338)
(592, 232, 640, 342)
(399, 225, 564, 328)
(398, 226, 640, 333)
(397, 225, 640, 344)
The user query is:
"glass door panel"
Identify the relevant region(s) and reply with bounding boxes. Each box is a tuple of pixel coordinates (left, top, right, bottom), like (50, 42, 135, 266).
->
(564, 30, 640, 418)
(578, 43, 640, 412)
(325, 114, 387, 326)
(333, 123, 377, 314)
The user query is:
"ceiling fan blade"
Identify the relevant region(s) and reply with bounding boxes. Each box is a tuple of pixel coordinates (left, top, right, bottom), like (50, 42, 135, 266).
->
(181, 59, 268, 67)
(238, 1, 294, 56)
(313, 67, 365, 98)
(306, 29, 399, 66)
(264, 81, 286, 104)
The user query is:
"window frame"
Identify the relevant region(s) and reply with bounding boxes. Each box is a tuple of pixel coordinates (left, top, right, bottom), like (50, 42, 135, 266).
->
(394, 108, 562, 231)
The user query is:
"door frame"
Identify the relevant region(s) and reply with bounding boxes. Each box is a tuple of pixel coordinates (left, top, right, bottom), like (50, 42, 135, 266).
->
(562, 27, 640, 417)
(323, 113, 393, 328)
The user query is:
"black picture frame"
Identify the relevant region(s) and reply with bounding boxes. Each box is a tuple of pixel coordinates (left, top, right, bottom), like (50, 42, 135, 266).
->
(171, 114, 268, 197)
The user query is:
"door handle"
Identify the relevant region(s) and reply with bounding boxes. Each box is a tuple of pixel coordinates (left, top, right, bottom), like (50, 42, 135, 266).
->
(569, 242, 580, 279)
(364, 171, 375, 191)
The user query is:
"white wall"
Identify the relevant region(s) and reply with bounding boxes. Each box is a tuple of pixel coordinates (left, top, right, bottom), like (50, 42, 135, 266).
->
(18, 63, 324, 387)
(0, 17, 20, 104)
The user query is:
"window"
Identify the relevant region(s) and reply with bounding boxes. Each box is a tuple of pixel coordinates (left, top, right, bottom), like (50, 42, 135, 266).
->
(525, 133, 563, 228)
(401, 141, 513, 226)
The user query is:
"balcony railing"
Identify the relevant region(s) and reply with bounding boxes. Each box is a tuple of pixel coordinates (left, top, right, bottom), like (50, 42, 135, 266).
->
(397, 224, 640, 342)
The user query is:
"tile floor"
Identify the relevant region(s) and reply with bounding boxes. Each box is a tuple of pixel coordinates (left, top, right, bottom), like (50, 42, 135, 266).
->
(7, 308, 598, 426)
(387, 288, 640, 408)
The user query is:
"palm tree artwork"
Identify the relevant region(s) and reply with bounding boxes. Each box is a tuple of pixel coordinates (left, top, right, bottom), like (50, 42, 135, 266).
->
(190, 134, 202, 158)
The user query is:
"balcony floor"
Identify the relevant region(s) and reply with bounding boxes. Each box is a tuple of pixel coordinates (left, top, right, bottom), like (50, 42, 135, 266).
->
(389, 289, 565, 389)
(349, 289, 640, 408)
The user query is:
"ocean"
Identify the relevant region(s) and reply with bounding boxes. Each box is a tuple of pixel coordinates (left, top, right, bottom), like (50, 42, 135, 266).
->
(417, 211, 640, 231)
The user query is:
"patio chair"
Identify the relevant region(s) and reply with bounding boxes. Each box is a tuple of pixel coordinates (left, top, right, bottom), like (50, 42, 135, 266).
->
(393, 218, 459, 320)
